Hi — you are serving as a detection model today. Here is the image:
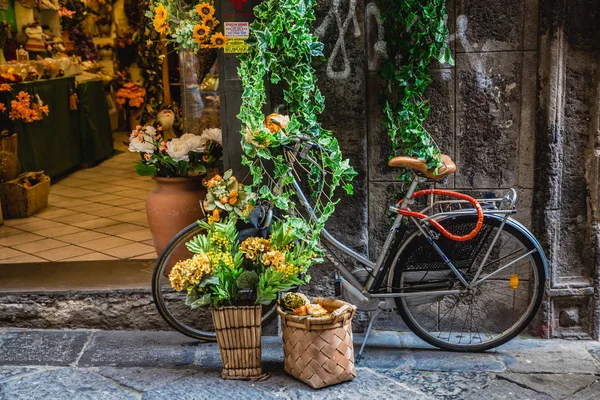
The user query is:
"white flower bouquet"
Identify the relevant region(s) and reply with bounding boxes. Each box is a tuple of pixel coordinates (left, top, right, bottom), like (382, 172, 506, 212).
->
(128, 125, 223, 177)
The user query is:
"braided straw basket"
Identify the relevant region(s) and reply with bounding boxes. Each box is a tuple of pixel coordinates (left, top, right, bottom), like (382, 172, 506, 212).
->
(211, 305, 268, 380)
(278, 297, 357, 389)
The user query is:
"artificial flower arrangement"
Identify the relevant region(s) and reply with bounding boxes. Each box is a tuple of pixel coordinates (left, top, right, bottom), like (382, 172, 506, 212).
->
(203, 170, 255, 223)
(7, 91, 49, 123)
(169, 200, 319, 309)
(128, 125, 223, 177)
(167, 169, 320, 308)
(243, 112, 290, 151)
(116, 82, 146, 109)
(147, 1, 227, 52)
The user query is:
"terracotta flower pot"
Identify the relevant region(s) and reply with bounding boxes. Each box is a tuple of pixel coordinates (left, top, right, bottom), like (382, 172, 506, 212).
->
(146, 177, 207, 263)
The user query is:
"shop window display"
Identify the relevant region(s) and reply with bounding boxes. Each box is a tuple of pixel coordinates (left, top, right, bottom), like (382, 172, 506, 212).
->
(0, 0, 230, 265)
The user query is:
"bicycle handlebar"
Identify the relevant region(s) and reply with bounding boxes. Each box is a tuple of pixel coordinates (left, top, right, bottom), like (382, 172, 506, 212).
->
(397, 189, 484, 242)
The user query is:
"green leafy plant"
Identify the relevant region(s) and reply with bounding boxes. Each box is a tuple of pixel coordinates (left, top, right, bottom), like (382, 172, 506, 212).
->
(379, 0, 453, 174)
(169, 216, 318, 307)
(237, 0, 357, 239)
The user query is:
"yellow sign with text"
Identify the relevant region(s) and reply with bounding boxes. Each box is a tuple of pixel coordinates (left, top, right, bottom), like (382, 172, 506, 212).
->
(224, 39, 248, 54)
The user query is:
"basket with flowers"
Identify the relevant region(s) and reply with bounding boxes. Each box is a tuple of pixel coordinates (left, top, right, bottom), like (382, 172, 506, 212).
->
(146, 1, 227, 52)
(166, 170, 321, 379)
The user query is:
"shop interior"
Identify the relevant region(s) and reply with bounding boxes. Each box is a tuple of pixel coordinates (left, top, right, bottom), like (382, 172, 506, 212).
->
(0, 0, 221, 265)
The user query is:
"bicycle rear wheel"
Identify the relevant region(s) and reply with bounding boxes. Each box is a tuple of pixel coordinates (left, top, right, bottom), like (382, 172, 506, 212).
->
(151, 220, 279, 340)
(392, 214, 546, 351)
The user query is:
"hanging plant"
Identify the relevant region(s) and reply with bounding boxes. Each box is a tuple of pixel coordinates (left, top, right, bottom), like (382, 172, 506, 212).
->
(237, 0, 357, 240)
(379, 0, 453, 175)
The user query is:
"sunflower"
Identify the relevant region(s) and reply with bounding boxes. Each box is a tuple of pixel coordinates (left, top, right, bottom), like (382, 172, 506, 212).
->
(202, 15, 217, 30)
(210, 32, 228, 49)
(153, 3, 169, 34)
(193, 24, 209, 44)
(196, 2, 215, 17)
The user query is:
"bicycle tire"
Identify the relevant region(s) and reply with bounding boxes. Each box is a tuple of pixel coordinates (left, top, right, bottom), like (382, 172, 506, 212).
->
(151, 220, 279, 341)
(391, 214, 546, 352)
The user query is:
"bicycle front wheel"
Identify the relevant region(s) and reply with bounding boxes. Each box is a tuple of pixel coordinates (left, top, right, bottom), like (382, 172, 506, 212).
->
(151, 220, 278, 341)
(392, 214, 546, 351)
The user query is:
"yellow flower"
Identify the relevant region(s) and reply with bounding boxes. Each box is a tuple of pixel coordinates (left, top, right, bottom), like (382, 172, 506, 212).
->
(168, 252, 214, 291)
(261, 250, 286, 269)
(193, 24, 209, 44)
(153, 3, 169, 34)
(196, 2, 215, 17)
(210, 32, 227, 49)
(202, 15, 217, 30)
(240, 237, 272, 260)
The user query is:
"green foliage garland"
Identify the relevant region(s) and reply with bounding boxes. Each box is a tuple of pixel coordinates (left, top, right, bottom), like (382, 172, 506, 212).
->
(131, 0, 163, 123)
(379, 0, 453, 172)
(238, 0, 357, 239)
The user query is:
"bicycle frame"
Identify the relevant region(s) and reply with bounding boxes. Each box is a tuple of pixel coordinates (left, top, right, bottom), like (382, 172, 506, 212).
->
(284, 145, 524, 308)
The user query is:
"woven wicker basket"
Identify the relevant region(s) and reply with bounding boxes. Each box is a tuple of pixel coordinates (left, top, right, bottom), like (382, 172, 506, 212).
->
(211, 305, 267, 380)
(0, 171, 50, 219)
(278, 297, 357, 389)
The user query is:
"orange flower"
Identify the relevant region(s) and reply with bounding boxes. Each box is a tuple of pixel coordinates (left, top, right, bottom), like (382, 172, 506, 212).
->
(229, 190, 238, 197)
(228, 197, 237, 205)
(159, 141, 168, 151)
(210, 32, 227, 49)
(0, 103, 5, 113)
(144, 153, 152, 161)
(212, 208, 220, 222)
(0, 84, 11, 92)
(220, 196, 228, 204)
(213, 174, 222, 181)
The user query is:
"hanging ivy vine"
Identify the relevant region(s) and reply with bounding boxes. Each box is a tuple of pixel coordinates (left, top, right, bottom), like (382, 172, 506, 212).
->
(238, 0, 357, 237)
(379, 0, 453, 172)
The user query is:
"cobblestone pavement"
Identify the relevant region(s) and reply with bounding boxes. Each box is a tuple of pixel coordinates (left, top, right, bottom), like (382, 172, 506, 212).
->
(0, 329, 599, 399)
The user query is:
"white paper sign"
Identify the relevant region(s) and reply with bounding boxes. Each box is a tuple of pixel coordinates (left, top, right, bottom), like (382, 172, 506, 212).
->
(224, 22, 249, 39)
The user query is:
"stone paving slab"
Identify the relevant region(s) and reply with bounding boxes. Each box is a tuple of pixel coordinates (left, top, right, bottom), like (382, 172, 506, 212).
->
(77, 331, 198, 368)
(497, 373, 599, 399)
(0, 330, 90, 366)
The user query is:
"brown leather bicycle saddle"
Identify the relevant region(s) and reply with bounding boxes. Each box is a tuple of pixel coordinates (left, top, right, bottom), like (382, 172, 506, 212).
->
(388, 154, 457, 181)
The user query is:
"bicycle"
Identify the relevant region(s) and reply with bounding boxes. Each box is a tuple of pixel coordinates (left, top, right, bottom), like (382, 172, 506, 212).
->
(152, 136, 548, 356)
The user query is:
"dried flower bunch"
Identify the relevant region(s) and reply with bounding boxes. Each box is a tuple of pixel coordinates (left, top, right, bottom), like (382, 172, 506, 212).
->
(8, 91, 49, 123)
(128, 125, 223, 177)
(147, 1, 227, 53)
(203, 169, 256, 223)
(116, 82, 146, 109)
(170, 213, 321, 308)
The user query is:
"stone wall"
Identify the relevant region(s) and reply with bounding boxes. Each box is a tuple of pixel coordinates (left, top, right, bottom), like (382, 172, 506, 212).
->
(218, 0, 600, 338)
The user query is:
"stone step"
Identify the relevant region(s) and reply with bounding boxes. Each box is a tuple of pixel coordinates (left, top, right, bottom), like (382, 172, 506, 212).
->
(0, 260, 169, 331)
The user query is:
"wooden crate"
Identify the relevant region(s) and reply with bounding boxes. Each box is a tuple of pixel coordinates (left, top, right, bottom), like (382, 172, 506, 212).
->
(0, 172, 50, 219)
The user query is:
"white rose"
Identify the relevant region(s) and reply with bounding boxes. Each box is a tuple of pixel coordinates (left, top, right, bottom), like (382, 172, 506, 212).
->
(166, 138, 191, 162)
(144, 125, 157, 136)
(180, 133, 205, 152)
(200, 128, 222, 145)
(128, 132, 155, 154)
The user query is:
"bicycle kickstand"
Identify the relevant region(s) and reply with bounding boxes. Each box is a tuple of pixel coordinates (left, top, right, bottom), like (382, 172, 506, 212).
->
(356, 308, 382, 364)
